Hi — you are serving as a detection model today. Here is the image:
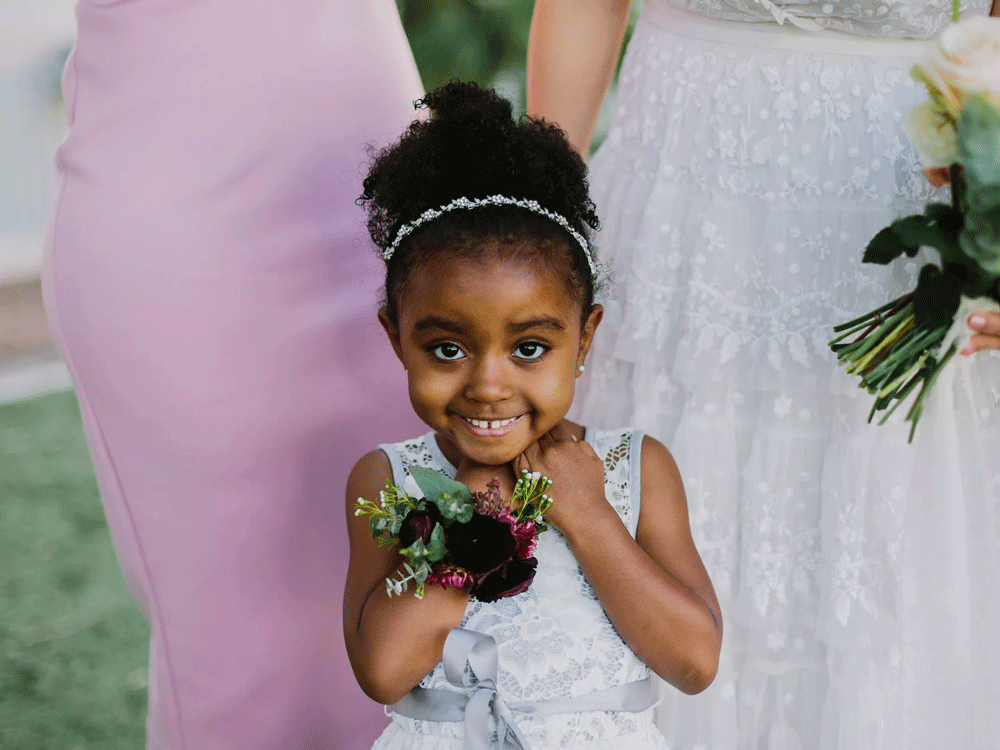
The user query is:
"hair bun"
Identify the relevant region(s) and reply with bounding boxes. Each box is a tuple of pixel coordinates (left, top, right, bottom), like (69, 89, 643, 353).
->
(418, 80, 514, 132)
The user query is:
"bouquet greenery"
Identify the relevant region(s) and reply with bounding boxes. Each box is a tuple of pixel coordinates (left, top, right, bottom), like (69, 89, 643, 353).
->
(830, 17, 1000, 441)
(354, 467, 552, 601)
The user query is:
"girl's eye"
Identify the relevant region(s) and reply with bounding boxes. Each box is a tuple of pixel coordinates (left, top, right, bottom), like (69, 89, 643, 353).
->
(514, 342, 546, 360)
(431, 342, 465, 361)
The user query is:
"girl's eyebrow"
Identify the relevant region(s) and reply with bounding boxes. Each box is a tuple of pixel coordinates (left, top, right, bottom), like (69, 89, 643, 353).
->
(412, 316, 566, 335)
(508, 317, 566, 334)
(413, 316, 468, 335)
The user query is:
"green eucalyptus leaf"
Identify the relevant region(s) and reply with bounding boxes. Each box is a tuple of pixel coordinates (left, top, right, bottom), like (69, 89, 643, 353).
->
(424, 523, 447, 562)
(400, 538, 429, 564)
(409, 466, 471, 502)
(453, 502, 475, 524)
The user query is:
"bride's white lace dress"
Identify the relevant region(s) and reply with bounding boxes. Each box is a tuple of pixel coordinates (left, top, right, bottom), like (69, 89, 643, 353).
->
(370, 429, 668, 750)
(576, 1, 1000, 748)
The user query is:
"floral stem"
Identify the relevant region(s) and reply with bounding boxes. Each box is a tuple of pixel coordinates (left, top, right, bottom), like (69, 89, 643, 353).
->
(877, 352, 928, 398)
(844, 305, 914, 373)
(858, 316, 916, 376)
(860, 325, 942, 389)
(875, 366, 928, 425)
(831, 293, 912, 334)
(904, 343, 957, 442)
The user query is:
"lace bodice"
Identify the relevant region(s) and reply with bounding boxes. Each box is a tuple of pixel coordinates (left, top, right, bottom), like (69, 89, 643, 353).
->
(661, 0, 991, 38)
(373, 429, 669, 750)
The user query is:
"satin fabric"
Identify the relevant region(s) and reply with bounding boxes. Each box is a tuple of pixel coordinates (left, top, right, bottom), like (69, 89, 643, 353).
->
(42, 1, 424, 748)
(393, 628, 657, 750)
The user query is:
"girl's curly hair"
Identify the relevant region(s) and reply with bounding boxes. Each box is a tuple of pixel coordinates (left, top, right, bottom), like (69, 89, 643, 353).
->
(358, 81, 600, 323)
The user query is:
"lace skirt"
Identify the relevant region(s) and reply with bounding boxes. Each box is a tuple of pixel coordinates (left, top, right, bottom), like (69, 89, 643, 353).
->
(370, 709, 668, 750)
(576, 4, 1000, 749)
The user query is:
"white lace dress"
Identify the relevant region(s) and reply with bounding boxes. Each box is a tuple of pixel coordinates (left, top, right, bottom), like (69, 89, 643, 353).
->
(576, 1, 1000, 749)
(370, 428, 668, 750)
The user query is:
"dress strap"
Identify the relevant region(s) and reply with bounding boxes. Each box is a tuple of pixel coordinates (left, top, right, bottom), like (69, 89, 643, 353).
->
(392, 628, 658, 750)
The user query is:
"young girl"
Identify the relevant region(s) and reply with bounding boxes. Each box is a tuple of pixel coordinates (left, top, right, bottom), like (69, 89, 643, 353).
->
(343, 81, 723, 750)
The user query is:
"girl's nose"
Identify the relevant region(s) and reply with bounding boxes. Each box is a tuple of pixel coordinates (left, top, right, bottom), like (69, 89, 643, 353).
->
(464, 356, 513, 403)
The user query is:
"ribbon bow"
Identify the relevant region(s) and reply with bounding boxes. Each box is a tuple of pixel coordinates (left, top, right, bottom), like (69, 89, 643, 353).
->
(393, 628, 658, 750)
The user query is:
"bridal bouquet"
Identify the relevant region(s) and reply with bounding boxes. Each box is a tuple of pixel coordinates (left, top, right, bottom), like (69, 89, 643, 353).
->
(354, 467, 552, 602)
(830, 16, 1000, 441)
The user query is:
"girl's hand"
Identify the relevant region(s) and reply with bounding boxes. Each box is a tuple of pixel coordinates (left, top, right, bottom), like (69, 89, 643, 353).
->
(962, 311, 1000, 355)
(512, 420, 608, 534)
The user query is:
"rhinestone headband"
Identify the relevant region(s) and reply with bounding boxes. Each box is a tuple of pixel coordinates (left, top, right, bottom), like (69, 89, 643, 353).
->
(383, 195, 597, 279)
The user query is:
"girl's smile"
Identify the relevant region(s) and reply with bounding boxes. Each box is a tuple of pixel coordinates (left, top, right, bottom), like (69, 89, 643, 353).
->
(379, 250, 601, 468)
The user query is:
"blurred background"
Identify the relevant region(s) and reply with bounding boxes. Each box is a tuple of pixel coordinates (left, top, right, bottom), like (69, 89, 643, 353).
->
(0, 2, 631, 746)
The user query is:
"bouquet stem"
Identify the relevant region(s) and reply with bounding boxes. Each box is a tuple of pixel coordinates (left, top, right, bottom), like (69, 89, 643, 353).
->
(829, 294, 952, 442)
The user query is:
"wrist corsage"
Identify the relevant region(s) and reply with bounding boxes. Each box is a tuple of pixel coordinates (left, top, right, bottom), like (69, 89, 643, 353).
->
(355, 467, 552, 602)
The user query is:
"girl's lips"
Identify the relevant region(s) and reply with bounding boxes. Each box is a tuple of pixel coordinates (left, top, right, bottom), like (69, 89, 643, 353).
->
(458, 414, 525, 437)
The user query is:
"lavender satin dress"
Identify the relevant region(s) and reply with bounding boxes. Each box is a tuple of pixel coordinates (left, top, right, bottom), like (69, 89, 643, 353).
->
(43, 2, 424, 748)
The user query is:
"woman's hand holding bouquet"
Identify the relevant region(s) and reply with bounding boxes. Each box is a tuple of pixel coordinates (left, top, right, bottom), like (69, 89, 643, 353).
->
(830, 16, 1000, 440)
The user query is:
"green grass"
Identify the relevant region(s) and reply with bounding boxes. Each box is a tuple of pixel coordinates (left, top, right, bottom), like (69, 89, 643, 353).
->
(0, 390, 149, 749)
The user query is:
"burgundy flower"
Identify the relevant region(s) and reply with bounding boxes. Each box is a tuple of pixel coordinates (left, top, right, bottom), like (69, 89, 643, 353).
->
(426, 565, 474, 591)
(470, 557, 538, 602)
(446, 513, 515, 576)
(398, 504, 443, 549)
(497, 512, 538, 560)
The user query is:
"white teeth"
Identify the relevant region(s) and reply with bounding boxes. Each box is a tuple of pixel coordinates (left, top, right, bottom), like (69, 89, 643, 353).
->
(468, 417, 516, 429)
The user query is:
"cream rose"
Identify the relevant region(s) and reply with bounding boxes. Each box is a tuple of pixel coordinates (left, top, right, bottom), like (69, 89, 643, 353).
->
(902, 100, 959, 167)
(915, 16, 1000, 119)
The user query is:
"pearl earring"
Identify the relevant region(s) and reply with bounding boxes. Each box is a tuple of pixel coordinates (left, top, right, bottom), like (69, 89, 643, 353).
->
(577, 364, 586, 373)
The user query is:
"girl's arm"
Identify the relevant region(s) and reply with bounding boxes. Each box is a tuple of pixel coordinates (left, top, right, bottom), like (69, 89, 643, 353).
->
(343, 450, 469, 705)
(516, 425, 722, 694)
(526, 0, 632, 154)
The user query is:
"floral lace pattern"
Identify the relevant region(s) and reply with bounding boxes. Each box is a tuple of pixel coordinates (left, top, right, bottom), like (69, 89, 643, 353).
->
(666, 0, 990, 38)
(372, 429, 667, 750)
(574, 7, 1000, 750)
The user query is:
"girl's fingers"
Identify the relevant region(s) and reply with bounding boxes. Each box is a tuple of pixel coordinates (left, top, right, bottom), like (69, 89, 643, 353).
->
(537, 431, 559, 452)
(519, 440, 544, 466)
(546, 420, 578, 444)
(512, 453, 531, 475)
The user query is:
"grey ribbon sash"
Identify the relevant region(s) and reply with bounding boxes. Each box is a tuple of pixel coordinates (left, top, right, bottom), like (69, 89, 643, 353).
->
(392, 627, 657, 750)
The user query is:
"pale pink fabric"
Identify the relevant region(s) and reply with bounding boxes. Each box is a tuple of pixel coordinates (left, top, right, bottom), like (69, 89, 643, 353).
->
(42, 2, 424, 748)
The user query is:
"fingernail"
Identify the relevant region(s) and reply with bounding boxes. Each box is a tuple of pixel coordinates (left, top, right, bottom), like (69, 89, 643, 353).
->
(969, 315, 986, 329)
(961, 344, 975, 356)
